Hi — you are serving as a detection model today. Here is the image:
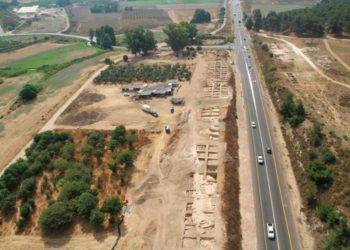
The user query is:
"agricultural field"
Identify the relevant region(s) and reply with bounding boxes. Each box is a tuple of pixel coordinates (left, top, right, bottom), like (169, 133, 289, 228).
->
(67, 6, 171, 35)
(123, 0, 221, 5)
(0, 37, 123, 174)
(13, 8, 68, 34)
(244, 0, 318, 15)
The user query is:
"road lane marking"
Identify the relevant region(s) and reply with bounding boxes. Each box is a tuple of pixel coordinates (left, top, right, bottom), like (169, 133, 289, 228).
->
(244, 60, 281, 250)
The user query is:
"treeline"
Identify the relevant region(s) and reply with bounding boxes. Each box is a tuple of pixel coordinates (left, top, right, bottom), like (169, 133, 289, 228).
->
(191, 9, 211, 23)
(0, 127, 139, 233)
(245, 0, 350, 36)
(94, 63, 192, 84)
(219, 7, 225, 24)
(90, 2, 118, 14)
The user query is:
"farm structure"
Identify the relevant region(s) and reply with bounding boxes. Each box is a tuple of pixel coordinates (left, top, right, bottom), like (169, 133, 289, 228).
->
(121, 80, 177, 99)
(15, 6, 39, 19)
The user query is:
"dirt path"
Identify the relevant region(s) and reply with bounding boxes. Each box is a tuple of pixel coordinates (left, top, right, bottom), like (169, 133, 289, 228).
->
(59, 7, 70, 33)
(323, 38, 350, 72)
(260, 33, 350, 90)
(2, 56, 124, 174)
(234, 58, 257, 249)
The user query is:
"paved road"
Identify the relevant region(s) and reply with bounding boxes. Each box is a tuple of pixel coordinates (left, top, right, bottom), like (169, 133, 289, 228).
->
(231, 1, 300, 249)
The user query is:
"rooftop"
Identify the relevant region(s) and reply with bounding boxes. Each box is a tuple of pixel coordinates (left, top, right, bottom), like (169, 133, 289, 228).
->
(17, 6, 39, 14)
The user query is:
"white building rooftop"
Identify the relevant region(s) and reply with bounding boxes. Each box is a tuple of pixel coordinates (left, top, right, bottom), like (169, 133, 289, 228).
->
(17, 6, 39, 14)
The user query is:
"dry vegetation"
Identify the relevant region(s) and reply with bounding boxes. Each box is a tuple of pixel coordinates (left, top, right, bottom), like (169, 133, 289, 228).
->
(252, 34, 350, 249)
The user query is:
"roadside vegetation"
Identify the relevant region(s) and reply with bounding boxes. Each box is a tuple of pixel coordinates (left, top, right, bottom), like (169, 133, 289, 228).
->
(252, 35, 350, 249)
(0, 127, 147, 234)
(245, 0, 350, 37)
(191, 9, 211, 23)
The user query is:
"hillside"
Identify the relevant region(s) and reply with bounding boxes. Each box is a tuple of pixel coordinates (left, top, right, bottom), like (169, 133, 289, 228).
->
(0, 9, 19, 32)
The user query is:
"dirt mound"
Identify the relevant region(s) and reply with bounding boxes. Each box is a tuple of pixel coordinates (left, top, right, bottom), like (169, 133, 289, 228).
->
(57, 109, 107, 126)
(63, 90, 106, 114)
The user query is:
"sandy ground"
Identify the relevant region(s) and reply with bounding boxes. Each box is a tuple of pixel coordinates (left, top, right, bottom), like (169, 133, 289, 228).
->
(323, 39, 350, 72)
(0, 50, 234, 249)
(234, 55, 257, 249)
(0, 42, 69, 66)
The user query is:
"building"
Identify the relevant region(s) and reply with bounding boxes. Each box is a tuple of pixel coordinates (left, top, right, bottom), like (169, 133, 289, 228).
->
(121, 83, 143, 92)
(134, 82, 174, 99)
(16, 6, 39, 19)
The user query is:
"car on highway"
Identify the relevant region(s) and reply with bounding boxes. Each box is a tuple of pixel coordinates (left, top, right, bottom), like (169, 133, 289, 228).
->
(267, 223, 275, 239)
(251, 121, 256, 128)
(267, 147, 272, 154)
(258, 155, 264, 164)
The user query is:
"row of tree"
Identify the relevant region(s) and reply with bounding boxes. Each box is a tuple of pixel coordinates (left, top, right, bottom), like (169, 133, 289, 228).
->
(245, 0, 350, 36)
(90, 2, 118, 14)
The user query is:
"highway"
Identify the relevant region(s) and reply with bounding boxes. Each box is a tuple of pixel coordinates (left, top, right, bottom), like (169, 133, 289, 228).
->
(231, 0, 300, 249)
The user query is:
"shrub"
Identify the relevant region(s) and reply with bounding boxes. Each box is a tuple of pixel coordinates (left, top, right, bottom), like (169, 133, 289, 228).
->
(39, 201, 73, 233)
(58, 181, 90, 201)
(309, 122, 324, 147)
(19, 84, 38, 102)
(0, 193, 16, 213)
(104, 58, 112, 65)
(110, 125, 127, 149)
(18, 176, 36, 200)
(77, 192, 98, 218)
(53, 158, 70, 173)
(101, 197, 122, 215)
(123, 55, 128, 62)
(308, 149, 318, 161)
(60, 142, 75, 160)
(307, 160, 332, 187)
(321, 147, 336, 164)
(118, 149, 135, 167)
(305, 183, 318, 207)
(81, 145, 93, 157)
(88, 131, 105, 149)
(90, 209, 104, 227)
(318, 203, 340, 227)
(20, 201, 34, 219)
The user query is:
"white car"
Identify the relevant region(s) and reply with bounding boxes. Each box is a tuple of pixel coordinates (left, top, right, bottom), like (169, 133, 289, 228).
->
(258, 155, 264, 164)
(267, 223, 275, 239)
(251, 121, 256, 128)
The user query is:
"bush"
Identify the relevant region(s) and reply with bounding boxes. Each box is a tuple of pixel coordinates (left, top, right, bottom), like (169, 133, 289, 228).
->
(309, 122, 324, 147)
(77, 192, 98, 218)
(19, 84, 38, 102)
(118, 149, 135, 167)
(308, 149, 318, 161)
(123, 55, 128, 62)
(307, 160, 332, 187)
(191, 9, 211, 23)
(58, 181, 90, 201)
(0, 193, 16, 213)
(90, 209, 104, 227)
(39, 201, 73, 233)
(318, 203, 340, 227)
(20, 201, 34, 219)
(60, 142, 75, 160)
(305, 183, 318, 207)
(53, 158, 70, 173)
(110, 125, 127, 149)
(279, 94, 306, 127)
(101, 197, 122, 215)
(321, 147, 336, 164)
(88, 131, 105, 149)
(18, 176, 36, 200)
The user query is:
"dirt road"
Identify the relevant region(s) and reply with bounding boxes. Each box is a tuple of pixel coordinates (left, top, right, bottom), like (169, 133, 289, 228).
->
(323, 39, 350, 72)
(260, 33, 350, 90)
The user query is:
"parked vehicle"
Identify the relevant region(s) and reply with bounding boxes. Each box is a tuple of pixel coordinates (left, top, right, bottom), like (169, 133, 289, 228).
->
(142, 104, 158, 117)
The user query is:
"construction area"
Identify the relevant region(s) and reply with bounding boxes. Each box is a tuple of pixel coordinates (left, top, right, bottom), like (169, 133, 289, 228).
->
(0, 49, 237, 249)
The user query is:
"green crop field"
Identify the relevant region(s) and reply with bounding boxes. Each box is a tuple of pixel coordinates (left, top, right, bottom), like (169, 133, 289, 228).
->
(5, 42, 101, 70)
(125, 0, 221, 5)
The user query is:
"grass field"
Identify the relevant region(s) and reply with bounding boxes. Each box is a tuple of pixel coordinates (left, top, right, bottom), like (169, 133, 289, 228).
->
(4, 42, 101, 70)
(251, 3, 310, 15)
(125, 0, 221, 4)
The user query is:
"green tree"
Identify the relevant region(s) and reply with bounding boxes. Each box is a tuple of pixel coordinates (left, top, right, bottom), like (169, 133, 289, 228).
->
(39, 201, 73, 233)
(90, 209, 104, 227)
(56, 0, 71, 7)
(245, 17, 253, 30)
(18, 176, 36, 200)
(77, 192, 98, 218)
(125, 27, 156, 55)
(253, 9, 262, 32)
(321, 147, 336, 164)
(58, 181, 90, 201)
(101, 197, 122, 215)
(123, 55, 128, 62)
(60, 142, 75, 161)
(19, 84, 38, 102)
(0, 193, 16, 213)
(81, 145, 93, 157)
(118, 149, 135, 167)
(163, 23, 190, 55)
(191, 9, 211, 23)
(88, 29, 94, 42)
(101, 34, 113, 50)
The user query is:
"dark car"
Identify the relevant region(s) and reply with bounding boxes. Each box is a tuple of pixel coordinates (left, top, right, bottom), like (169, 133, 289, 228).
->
(267, 147, 272, 154)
